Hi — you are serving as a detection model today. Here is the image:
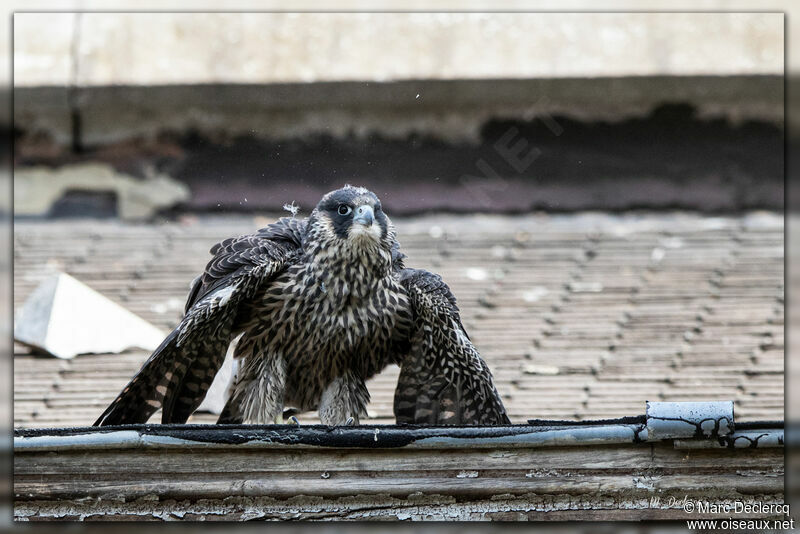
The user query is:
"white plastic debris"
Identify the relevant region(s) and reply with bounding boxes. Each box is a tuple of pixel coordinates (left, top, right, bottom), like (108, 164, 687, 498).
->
(14, 273, 166, 359)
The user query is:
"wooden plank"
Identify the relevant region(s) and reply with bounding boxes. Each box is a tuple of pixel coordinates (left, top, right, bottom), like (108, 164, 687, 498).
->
(14, 472, 784, 502)
(15, 442, 783, 498)
(15, 444, 783, 478)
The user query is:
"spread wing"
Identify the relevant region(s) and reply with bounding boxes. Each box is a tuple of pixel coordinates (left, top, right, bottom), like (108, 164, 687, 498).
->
(94, 217, 305, 426)
(393, 268, 510, 425)
(185, 216, 306, 313)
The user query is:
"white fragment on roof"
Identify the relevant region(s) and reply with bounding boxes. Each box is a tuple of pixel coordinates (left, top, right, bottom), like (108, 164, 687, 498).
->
(466, 267, 488, 281)
(651, 247, 666, 263)
(491, 245, 507, 258)
(523, 364, 560, 376)
(522, 286, 549, 302)
(659, 237, 684, 249)
(569, 282, 603, 293)
(13, 273, 166, 359)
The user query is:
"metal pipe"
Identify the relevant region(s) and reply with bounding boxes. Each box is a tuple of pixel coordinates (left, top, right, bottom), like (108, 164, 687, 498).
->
(14, 423, 649, 451)
(674, 429, 784, 449)
(645, 401, 734, 439)
(14, 402, 780, 452)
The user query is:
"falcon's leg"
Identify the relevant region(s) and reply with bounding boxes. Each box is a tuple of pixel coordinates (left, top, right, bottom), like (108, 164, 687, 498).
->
(218, 351, 287, 424)
(318, 371, 369, 426)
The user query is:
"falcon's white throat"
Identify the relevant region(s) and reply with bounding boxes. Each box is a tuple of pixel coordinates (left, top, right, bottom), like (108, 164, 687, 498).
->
(348, 220, 383, 242)
(303, 211, 394, 301)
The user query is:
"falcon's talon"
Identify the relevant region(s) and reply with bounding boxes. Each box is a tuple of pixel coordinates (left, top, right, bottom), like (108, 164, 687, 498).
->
(93, 185, 509, 428)
(289, 416, 300, 425)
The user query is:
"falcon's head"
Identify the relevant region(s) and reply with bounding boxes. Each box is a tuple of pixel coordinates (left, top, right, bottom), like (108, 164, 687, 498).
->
(306, 185, 396, 259)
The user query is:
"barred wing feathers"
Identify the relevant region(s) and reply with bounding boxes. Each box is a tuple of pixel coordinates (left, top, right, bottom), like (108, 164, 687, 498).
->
(94, 217, 305, 426)
(394, 268, 510, 425)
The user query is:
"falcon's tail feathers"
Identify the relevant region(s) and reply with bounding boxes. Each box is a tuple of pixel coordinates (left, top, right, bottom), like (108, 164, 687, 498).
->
(93, 329, 181, 426)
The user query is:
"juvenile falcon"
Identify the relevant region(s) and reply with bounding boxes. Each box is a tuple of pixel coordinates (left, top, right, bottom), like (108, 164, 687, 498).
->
(95, 186, 510, 426)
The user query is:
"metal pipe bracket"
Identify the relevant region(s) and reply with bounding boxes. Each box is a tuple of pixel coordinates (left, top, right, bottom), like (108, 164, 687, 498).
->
(645, 401, 734, 440)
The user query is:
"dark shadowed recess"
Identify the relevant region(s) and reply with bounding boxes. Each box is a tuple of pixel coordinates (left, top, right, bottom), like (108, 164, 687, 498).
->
(47, 190, 118, 218)
(15, 102, 783, 215)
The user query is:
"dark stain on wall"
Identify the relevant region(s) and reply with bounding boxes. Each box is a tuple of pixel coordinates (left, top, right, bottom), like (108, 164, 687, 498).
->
(15, 102, 783, 216)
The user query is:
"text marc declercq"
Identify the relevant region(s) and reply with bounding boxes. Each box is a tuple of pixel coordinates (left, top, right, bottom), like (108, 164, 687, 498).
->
(696, 501, 789, 516)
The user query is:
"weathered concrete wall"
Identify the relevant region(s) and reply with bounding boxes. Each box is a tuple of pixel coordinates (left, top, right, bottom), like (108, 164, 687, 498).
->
(13, 12, 783, 87)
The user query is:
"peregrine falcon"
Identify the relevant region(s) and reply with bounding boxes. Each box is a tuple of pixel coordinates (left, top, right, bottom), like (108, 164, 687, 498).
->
(95, 186, 509, 426)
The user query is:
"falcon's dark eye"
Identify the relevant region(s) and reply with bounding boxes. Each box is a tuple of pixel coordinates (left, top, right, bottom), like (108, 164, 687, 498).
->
(337, 205, 352, 216)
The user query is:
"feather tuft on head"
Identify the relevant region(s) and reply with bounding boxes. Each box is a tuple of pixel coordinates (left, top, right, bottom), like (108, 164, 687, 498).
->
(282, 201, 300, 217)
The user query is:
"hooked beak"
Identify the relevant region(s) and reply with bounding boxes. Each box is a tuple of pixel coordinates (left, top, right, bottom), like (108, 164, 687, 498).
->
(353, 205, 374, 227)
